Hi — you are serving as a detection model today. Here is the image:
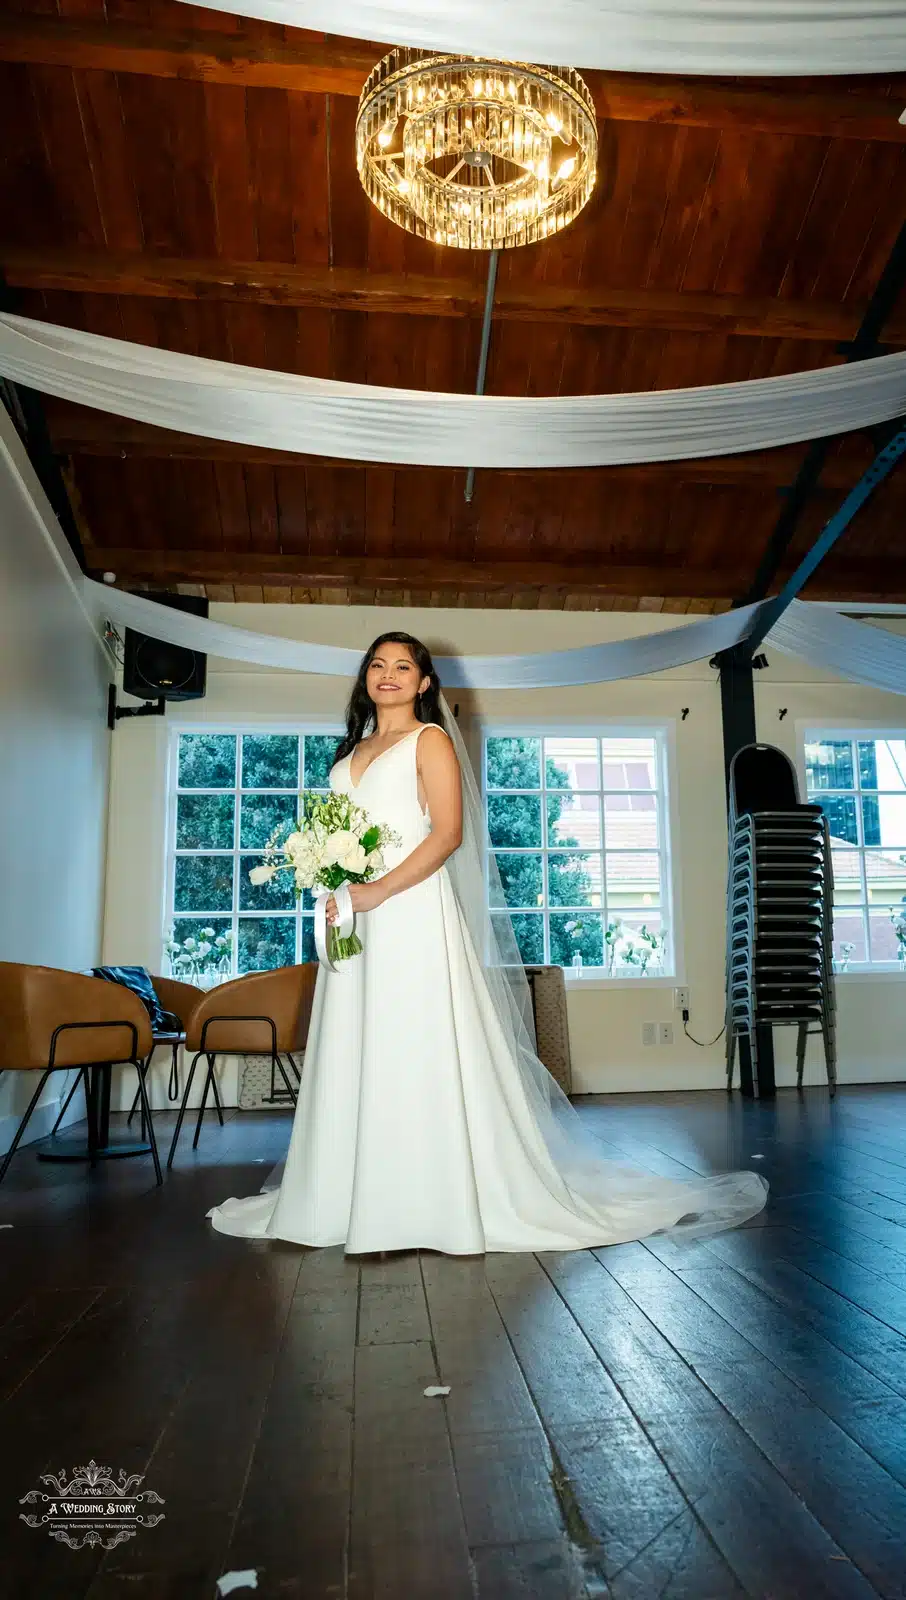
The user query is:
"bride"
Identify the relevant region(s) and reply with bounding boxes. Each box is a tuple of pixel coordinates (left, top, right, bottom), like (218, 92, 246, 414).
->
(208, 631, 768, 1254)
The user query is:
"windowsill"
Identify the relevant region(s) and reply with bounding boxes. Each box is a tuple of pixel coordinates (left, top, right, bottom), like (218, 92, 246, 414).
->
(834, 968, 906, 982)
(563, 973, 677, 989)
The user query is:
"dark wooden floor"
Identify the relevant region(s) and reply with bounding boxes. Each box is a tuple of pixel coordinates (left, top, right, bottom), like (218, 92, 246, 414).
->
(4, 1087, 906, 1598)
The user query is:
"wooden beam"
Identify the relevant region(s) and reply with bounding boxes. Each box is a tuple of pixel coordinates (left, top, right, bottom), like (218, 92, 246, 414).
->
(6, 247, 901, 346)
(49, 410, 878, 489)
(82, 546, 899, 602)
(85, 547, 740, 598)
(2, 16, 905, 141)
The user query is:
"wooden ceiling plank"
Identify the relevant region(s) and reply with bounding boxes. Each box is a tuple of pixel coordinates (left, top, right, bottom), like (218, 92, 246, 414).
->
(5, 246, 895, 343)
(4, 17, 906, 141)
(78, 546, 757, 598)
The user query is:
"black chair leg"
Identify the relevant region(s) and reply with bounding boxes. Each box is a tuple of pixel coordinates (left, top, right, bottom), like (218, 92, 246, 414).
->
(167, 1051, 203, 1169)
(0, 1067, 55, 1185)
(51, 1069, 85, 1136)
(274, 1053, 297, 1104)
(192, 1054, 217, 1150)
(127, 1048, 154, 1132)
(132, 1057, 163, 1186)
(209, 1059, 225, 1126)
(168, 1041, 181, 1102)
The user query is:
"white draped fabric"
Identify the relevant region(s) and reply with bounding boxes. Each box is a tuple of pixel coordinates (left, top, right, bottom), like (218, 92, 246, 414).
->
(769, 604, 906, 695)
(4, 315, 906, 470)
(179, 0, 906, 76)
(86, 580, 906, 696)
(87, 579, 760, 687)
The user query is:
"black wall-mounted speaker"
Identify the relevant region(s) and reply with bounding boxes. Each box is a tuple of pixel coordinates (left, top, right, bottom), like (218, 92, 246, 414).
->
(122, 594, 209, 703)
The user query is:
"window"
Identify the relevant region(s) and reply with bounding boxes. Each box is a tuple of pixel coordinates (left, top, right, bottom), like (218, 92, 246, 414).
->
(804, 732, 906, 969)
(167, 729, 343, 980)
(484, 731, 673, 976)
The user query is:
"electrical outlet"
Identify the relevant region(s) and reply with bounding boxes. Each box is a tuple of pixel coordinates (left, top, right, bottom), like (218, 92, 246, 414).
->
(659, 1022, 674, 1046)
(674, 987, 690, 1012)
(642, 1022, 657, 1047)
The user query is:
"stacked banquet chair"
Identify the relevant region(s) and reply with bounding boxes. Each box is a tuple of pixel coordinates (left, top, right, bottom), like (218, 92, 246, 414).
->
(726, 744, 837, 1097)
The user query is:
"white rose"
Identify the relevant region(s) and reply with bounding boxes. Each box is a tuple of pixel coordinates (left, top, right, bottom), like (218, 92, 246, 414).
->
(249, 864, 277, 886)
(338, 841, 368, 874)
(283, 831, 306, 860)
(197, 941, 212, 957)
(322, 830, 357, 868)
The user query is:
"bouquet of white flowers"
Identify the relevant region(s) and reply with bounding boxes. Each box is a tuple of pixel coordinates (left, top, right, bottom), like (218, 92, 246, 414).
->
(249, 791, 401, 968)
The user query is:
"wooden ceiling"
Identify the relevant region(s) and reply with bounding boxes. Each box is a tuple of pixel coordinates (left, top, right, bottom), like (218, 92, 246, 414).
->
(2, 1, 906, 611)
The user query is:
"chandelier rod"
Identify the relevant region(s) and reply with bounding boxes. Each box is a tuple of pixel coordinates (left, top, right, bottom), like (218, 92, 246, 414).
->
(464, 248, 500, 504)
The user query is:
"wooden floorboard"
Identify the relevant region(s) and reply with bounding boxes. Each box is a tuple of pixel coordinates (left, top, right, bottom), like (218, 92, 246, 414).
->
(4, 1089, 906, 1596)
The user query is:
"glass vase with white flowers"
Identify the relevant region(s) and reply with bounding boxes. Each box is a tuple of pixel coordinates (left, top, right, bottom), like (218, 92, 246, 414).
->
(249, 791, 402, 967)
(166, 926, 233, 987)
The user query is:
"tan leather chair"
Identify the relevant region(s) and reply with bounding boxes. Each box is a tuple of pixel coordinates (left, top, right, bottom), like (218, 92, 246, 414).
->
(0, 963, 161, 1185)
(167, 964, 317, 1167)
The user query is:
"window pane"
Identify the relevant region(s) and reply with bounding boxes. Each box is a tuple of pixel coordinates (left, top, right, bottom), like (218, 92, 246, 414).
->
(495, 852, 543, 909)
(831, 847, 862, 902)
(805, 738, 853, 792)
(550, 912, 603, 968)
(238, 918, 297, 973)
(604, 792, 658, 849)
(606, 852, 661, 904)
(488, 793, 542, 849)
(304, 734, 343, 790)
(859, 738, 906, 792)
(831, 911, 866, 968)
(242, 734, 299, 789)
(544, 737, 599, 791)
(863, 795, 906, 849)
(601, 738, 657, 790)
(301, 915, 316, 964)
(487, 736, 541, 790)
(869, 907, 905, 964)
(814, 794, 858, 845)
(178, 733, 236, 789)
(174, 854, 233, 913)
(547, 793, 602, 850)
(548, 853, 602, 908)
(239, 857, 297, 911)
(494, 911, 543, 965)
(864, 849, 906, 904)
(170, 917, 232, 978)
(612, 914, 666, 974)
(240, 793, 298, 849)
(176, 792, 234, 850)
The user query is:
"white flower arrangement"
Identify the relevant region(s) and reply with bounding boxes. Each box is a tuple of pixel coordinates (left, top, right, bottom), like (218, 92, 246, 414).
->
(249, 790, 402, 963)
(166, 926, 233, 985)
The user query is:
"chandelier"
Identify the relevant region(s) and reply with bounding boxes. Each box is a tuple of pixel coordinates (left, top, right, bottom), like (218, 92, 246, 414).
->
(355, 50, 597, 252)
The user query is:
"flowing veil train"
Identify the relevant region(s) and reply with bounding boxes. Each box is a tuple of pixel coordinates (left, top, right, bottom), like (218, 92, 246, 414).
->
(260, 692, 767, 1247)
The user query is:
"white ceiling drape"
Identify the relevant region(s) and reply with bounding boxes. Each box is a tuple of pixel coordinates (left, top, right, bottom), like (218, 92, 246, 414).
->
(87, 581, 906, 695)
(3, 314, 906, 470)
(177, 0, 906, 75)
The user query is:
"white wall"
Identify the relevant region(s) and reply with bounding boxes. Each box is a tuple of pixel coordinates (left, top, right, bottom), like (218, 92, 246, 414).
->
(0, 411, 111, 1150)
(103, 601, 906, 1103)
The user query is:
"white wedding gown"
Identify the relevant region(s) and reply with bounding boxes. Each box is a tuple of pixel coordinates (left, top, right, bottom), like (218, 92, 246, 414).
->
(208, 725, 768, 1254)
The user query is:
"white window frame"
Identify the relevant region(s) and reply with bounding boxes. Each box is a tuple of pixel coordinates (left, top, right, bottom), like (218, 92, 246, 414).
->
(800, 723, 906, 977)
(163, 720, 343, 977)
(482, 721, 679, 987)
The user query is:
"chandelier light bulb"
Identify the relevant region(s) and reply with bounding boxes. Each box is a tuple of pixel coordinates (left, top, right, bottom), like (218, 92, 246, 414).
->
(356, 49, 597, 252)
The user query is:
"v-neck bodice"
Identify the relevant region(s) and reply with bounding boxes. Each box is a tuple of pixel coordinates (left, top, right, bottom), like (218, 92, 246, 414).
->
(330, 724, 431, 865)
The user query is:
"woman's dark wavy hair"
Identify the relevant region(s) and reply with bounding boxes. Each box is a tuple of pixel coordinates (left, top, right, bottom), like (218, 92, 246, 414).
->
(334, 632, 445, 762)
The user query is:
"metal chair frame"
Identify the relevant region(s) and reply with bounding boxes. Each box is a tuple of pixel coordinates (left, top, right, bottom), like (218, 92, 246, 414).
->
(167, 1014, 299, 1169)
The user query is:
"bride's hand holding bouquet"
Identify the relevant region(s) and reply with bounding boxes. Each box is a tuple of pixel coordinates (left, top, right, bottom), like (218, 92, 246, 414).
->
(248, 791, 401, 970)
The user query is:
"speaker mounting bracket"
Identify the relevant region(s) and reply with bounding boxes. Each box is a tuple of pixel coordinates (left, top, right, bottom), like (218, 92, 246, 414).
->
(108, 684, 167, 731)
